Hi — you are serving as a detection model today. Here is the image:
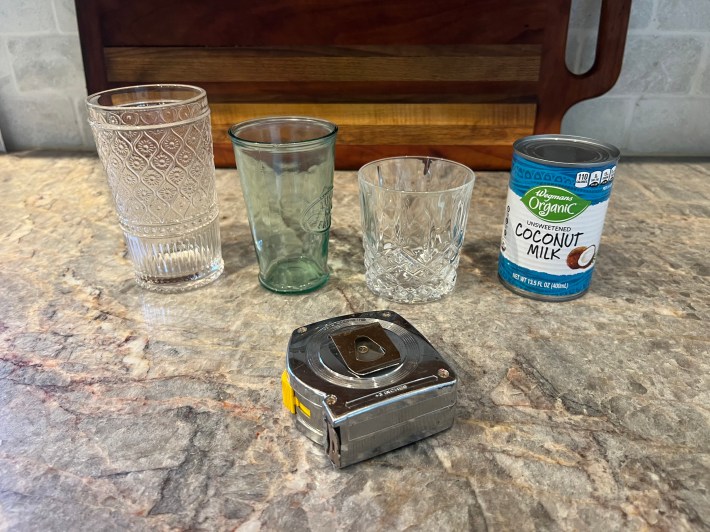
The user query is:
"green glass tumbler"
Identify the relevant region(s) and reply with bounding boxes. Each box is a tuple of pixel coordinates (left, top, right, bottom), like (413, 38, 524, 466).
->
(229, 117, 338, 293)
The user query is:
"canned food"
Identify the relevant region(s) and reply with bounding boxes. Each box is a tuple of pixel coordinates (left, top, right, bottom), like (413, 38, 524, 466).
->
(498, 134, 620, 301)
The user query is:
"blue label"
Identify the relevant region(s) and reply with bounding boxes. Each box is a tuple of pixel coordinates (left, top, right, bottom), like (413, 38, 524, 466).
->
(511, 154, 615, 206)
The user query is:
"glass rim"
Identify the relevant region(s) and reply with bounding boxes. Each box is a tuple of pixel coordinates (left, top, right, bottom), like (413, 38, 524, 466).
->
(228, 116, 338, 149)
(85, 84, 207, 111)
(358, 156, 476, 194)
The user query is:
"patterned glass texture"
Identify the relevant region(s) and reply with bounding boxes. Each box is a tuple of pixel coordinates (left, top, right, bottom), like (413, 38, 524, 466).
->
(358, 157, 475, 303)
(87, 85, 223, 292)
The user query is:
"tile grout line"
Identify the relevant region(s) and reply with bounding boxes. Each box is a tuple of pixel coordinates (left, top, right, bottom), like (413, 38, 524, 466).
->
(688, 35, 710, 96)
(619, 95, 639, 155)
(50, 0, 61, 33)
(648, 0, 659, 32)
(0, 35, 20, 96)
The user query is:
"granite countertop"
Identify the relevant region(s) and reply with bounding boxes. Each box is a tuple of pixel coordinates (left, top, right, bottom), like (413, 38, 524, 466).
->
(0, 153, 708, 531)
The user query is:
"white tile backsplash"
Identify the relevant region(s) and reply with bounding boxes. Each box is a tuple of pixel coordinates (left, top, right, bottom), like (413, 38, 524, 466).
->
(655, 0, 710, 31)
(609, 35, 704, 95)
(0, 95, 83, 149)
(0, 1, 89, 151)
(626, 97, 710, 154)
(563, 0, 710, 155)
(697, 36, 710, 95)
(561, 97, 634, 150)
(0, 0, 55, 34)
(8, 36, 85, 92)
(53, 0, 79, 34)
(628, 0, 655, 30)
(0, 0, 707, 156)
(0, 37, 11, 80)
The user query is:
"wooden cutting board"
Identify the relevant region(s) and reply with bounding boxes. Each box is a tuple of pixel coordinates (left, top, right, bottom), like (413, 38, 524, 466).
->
(77, 0, 631, 169)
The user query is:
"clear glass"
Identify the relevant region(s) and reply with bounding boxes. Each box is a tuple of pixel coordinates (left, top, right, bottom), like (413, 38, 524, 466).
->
(86, 84, 224, 292)
(358, 156, 476, 303)
(229, 117, 338, 293)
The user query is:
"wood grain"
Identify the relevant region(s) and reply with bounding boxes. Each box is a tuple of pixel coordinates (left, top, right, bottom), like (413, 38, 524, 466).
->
(210, 103, 534, 144)
(211, 103, 535, 169)
(212, 103, 535, 127)
(143, 81, 540, 104)
(213, 143, 518, 170)
(105, 46, 541, 83)
(76, 0, 632, 170)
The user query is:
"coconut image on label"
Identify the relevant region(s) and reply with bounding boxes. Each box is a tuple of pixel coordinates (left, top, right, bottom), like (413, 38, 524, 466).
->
(566, 245, 596, 269)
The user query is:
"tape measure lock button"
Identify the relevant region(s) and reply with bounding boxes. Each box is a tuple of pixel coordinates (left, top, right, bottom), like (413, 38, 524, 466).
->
(281, 371, 310, 417)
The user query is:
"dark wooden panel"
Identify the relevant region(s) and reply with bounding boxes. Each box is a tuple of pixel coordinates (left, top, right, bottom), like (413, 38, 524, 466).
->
(88, 0, 548, 47)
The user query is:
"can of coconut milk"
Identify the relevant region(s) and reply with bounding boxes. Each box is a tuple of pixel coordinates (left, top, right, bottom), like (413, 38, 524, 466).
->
(498, 135, 620, 301)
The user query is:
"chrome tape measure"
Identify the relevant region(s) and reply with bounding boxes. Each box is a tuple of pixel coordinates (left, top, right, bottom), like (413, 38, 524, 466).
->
(282, 310, 457, 468)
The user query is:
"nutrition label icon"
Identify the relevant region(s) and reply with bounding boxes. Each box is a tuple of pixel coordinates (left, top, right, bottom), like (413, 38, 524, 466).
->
(575, 172, 590, 188)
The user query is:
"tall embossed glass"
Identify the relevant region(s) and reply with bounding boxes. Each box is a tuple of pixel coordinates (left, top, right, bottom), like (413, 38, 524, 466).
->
(87, 85, 224, 292)
(229, 117, 337, 293)
(359, 157, 475, 303)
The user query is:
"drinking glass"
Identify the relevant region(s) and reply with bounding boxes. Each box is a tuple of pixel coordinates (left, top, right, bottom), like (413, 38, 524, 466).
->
(229, 117, 338, 293)
(358, 156, 475, 303)
(86, 84, 224, 292)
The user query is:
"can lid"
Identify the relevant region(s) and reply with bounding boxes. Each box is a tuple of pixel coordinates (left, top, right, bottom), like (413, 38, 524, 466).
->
(514, 134, 620, 167)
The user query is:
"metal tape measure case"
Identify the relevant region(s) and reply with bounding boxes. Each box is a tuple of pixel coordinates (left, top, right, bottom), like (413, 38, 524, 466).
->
(282, 310, 457, 468)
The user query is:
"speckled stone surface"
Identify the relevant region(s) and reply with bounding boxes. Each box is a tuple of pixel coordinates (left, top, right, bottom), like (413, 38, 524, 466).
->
(1, 153, 708, 531)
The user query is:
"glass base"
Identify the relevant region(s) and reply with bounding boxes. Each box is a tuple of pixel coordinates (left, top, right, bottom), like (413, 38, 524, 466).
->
(136, 258, 224, 293)
(364, 248, 459, 303)
(260, 257, 329, 294)
(365, 278, 454, 303)
(126, 216, 224, 293)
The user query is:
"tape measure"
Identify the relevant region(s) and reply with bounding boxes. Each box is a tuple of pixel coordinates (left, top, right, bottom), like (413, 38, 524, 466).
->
(282, 310, 457, 468)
